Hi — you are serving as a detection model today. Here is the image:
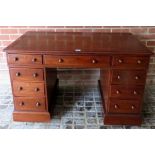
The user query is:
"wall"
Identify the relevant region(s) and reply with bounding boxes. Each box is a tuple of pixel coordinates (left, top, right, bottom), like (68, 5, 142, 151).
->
(0, 26, 155, 86)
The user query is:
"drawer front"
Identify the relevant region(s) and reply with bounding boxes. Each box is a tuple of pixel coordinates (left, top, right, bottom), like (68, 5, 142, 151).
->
(108, 99, 141, 114)
(10, 68, 44, 81)
(110, 85, 144, 99)
(112, 56, 149, 69)
(111, 70, 146, 85)
(13, 81, 45, 96)
(8, 54, 42, 65)
(14, 97, 46, 111)
(44, 55, 110, 67)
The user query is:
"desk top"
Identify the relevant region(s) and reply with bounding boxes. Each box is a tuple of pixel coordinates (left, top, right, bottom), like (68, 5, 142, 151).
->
(4, 31, 152, 55)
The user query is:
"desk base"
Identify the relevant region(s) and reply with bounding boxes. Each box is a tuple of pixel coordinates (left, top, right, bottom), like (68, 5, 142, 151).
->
(104, 114, 142, 125)
(13, 111, 50, 122)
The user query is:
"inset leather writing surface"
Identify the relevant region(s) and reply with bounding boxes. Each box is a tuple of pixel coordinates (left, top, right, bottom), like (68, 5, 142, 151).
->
(4, 32, 152, 55)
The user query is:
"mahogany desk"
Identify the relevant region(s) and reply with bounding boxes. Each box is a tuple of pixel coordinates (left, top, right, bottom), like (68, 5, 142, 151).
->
(3, 32, 152, 125)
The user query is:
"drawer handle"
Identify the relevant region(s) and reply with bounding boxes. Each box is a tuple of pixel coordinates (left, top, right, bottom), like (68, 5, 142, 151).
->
(19, 102, 24, 106)
(32, 58, 37, 62)
(18, 86, 23, 91)
(133, 90, 137, 95)
(36, 102, 41, 107)
(131, 105, 135, 110)
(135, 76, 139, 80)
(92, 59, 97, 64)
(14, 57, 19, 61)
(16, 72, 21, 77)
(116, 90, 120, 94)
(58, 58, 63, 63)
(34, 88, 40, 92)
(118, 59, 123, 63)
(137, 60, 141, 64)
(117, 75, 121, 79)
(33, 73, 38, 77)
(114, 104, 119, 109)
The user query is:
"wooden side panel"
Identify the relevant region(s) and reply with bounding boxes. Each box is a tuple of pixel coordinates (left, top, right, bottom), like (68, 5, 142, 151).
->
(45, 68, 58, 114)
(100, 69, 111, 112)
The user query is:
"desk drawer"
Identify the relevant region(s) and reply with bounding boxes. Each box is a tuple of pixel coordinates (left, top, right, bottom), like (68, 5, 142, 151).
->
(108, 99, 140, 114)
(14, 97, 46, 112)
(44, 55, 110, 67)
(8, 54, 42, 65)
(111, 70, 146, 85)
(13, 81, 45, 97)
(10, 68, 44, 81)
(112, 56, 149, 69)
(110, 85, 144, 99)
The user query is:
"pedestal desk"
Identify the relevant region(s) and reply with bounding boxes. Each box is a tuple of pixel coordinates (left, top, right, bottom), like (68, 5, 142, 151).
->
(3, 31, 152, 125)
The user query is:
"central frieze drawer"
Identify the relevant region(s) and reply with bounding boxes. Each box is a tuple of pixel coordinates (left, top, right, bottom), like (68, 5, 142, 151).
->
(44, 55, 110, 67)
(14, 97, 46, 112)
(13, 81, 45, 97)
(10, 68, 44, 81)
(8, 54, 42, 65)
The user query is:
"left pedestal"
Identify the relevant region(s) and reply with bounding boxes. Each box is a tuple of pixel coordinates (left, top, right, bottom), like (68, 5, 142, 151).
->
(7, 54, 57, 122)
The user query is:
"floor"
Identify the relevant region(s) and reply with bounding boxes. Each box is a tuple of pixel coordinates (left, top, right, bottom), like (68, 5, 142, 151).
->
(0, 71, 155, 129)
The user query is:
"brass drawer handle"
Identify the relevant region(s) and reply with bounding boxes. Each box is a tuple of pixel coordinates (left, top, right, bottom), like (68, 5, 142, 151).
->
(19, 102, 24, 106)
(14, 57, 19, 61)
(118, 59, 123, 63)
(92, 59, 97, 64)
(133, 90, 137, 95)
(116, 90, 120, 94)
(33, 73, 38, 77)
(16, 72, 21, 77)
(34, 88, 40, 92)
(135, 76, 139, 80)
(36, 102, 41, 107)
(131, 105, 135, 110)
(114, 104, 119, 109)
(58, 58, 63, 63)
(32, 58, 37, 62)
(137, 60, 141, 64)
(117, 75, 121, 79)
(18, 86, 23, 91)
